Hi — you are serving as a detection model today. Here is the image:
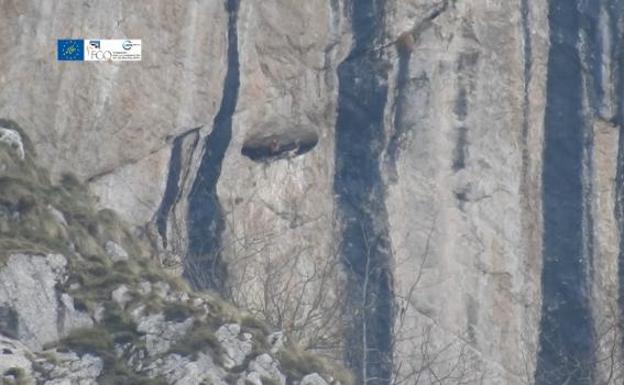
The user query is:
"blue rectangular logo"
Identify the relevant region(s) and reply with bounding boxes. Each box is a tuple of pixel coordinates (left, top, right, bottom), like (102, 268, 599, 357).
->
(57, 39, 84, 61)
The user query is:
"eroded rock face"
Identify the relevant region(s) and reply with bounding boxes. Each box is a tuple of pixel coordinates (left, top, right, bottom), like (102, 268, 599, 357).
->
(136, 313, 194, 356)
(2, 0, 624, 384)
(0, 2, 229, 182)
(39, 352, 104, 385)
(0, 337, 32, 376)
(383, 1, 549, 384)
(0, 251, 338, 385)
(216, 323, 253, 369)
(248, 353, 286, 385)
(146, 352, 228, 385)
(0, 254, 92, 350)
(0, 128, 24, 160)
(241, 126, 319, 162)
(301, 373, 330, 385)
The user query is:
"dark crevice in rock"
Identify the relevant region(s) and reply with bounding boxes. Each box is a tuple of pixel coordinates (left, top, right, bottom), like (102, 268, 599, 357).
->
(454, 186, 469, 211)
(185, 0, 240, 293)
(520, 0, 532, 191)
(55, 289, 66, 338)
(578, 1, 605, 118)
(453, 84, 469, 120)
(0, 306, 19, 339)
(452, 124, 468, 172)
(535, 1, 595, 383)
(579, 0, 600, 288)
(85, 142, 173, 184)
(241, 130, 318, 163)
(345, 1, 450, 64)
(465, 295, 478, 345)
(385, 38, 412, 182)
(611, 0, 624, 359)
(334, 1, 394, 384)
(452, 53, 478, 173)
(322, 0, 341, 84)
(582, 124, 596, 289)
(155, 127, 200, 248)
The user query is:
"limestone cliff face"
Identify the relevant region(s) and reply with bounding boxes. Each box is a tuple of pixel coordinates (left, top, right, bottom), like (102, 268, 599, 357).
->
(1, 0, 624, 385)
(0, 133, 348, 385)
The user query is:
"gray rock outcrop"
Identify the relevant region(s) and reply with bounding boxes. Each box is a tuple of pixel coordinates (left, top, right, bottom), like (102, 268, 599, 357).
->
(0, 128, 24, 160)
(0, 253, 92, 350)
(0, 249, 339, 385)
(301, 373, 330, 385)
(104, 241, 129, 262)
(215, 323, 253, 369)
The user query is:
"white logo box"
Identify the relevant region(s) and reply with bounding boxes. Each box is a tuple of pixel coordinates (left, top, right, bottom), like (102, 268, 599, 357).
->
(85, 39, 141, 62)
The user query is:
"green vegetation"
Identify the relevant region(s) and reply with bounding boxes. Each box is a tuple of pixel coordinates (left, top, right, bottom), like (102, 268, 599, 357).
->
(169, 321, 223, 361)
(59, 327, 113, 355)
(163, 302, 197, 322)
(277, 343, 353, 385)
(0, 121, 352, 385)
(260, 376, 281, 385)
(0, 120, 147, 263)
(3, 367, 28, 385)
(57, 322, 164, 385)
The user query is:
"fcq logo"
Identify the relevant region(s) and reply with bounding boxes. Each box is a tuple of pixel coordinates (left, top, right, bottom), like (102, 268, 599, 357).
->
(90, 50, 113, 60)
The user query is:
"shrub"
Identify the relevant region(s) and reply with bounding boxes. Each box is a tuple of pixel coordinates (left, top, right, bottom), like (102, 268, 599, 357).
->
(59, 328, 113, 356)
(277, 343, 353, 385)
(170, 322, 223, 361)
(163, 302, 194, 322)
(3, 367, 28, 385)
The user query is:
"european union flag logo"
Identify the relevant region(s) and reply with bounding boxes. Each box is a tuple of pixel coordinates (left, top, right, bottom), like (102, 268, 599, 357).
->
(57, 39, 84, 61)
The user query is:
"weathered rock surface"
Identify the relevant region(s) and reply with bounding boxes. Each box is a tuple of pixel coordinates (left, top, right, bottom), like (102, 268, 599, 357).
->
(0, 128, 24, 160)
(0, 1, 228, 182)
(38, 352, 104, 385)
(0, 251, 339, 385)
(0, 337, 32, 376)
(301, 373, 330, 385)
(0, 253, 92, 350)
(0, 140, 345, 385)
(216, 323, 253, 369)
(2, 0, 624, 384)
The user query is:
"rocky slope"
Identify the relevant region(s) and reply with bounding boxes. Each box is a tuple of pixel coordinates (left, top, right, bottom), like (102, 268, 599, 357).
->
(1, 0, 624, 385)
(0, 129, 349, 385)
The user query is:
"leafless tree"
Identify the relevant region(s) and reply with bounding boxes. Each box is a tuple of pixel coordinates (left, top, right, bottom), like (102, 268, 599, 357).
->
(219, 195, 347, 357)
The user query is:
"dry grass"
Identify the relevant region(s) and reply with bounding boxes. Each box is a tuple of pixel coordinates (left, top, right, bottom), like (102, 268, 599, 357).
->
(1, 123, 353, 385)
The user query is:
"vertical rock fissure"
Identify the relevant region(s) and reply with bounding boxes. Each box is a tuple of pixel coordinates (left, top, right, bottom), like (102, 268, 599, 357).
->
(520, 0, 532, 177)
(185, 0, 240, 292)
(323, 0, 341, 88)
(156, 127, 200, 248)
(452, 52, 478, 174)
(611, 0, 624, 357)
(334, 1, 394, 385)
(452, 87, 468, 172)
(578, 1, 603, 289)
(535, 1, 595, 384)
(385, 40, 412, 181)
(386, 4, 446, 181)
(579, 3, 604, 117)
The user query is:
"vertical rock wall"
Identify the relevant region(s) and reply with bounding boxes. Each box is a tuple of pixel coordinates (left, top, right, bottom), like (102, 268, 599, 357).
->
(385, 1, 548, 384)
(184, 0, 241, 292)
(334, 1, 394, 383)
(535, 1, 593, 383)
(4, 0, 624, 384)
